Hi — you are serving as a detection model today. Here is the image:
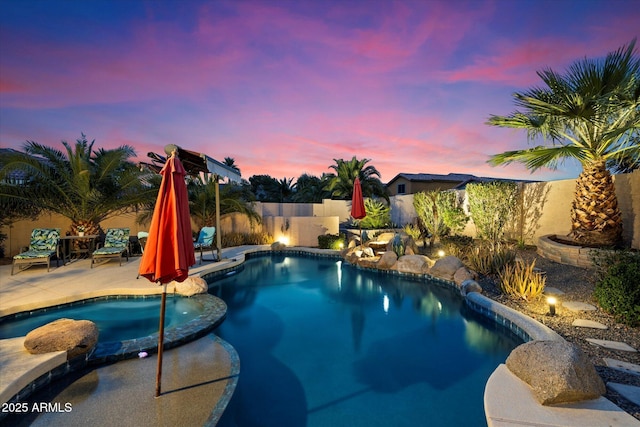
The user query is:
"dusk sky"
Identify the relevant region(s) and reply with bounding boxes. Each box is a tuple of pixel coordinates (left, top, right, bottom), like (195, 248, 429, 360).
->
(1, 0, 638, 183)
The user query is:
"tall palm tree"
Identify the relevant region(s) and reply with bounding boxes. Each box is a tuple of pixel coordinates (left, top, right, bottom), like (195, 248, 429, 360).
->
(324, 156, 388, 201)
(0, 134, 156, 235)
(487, 40, 640, 246)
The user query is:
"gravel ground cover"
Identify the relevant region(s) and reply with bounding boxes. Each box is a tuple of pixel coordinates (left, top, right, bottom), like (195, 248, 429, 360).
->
(478, 248, 640, 420)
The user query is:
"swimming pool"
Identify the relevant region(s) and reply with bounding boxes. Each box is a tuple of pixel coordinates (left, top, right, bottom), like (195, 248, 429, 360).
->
(210, 253, 523, 427)
(0, 296, 205, 343)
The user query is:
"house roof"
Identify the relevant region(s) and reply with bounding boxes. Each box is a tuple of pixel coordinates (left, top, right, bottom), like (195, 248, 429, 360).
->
(386, 172, 535, 190)
(0, 148, 39, 184)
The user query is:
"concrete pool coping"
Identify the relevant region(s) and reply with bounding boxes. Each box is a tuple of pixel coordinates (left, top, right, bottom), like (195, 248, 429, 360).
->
(1, 245, 638, 426)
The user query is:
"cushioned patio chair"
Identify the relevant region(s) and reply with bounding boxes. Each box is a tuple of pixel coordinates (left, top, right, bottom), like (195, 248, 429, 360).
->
(12, 228, 61, 275)
(194, 226, 217, 264)
(91, 228, 130, 268)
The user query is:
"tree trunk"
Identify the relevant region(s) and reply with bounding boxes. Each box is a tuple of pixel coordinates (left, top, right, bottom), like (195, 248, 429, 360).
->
(569, 161, 622, 246)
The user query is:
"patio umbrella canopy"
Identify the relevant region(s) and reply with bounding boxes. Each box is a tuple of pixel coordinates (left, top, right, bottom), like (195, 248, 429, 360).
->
(351, 177, 366, 246)
(351, 177, 366, 220)
(138, 151, 195, 397)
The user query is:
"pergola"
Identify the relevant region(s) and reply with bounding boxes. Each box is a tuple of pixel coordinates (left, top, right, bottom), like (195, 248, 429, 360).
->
(141, 144, 242, 261)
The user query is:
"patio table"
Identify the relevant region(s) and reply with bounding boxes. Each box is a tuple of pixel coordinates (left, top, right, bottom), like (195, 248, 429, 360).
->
(59, 235, 98, 264)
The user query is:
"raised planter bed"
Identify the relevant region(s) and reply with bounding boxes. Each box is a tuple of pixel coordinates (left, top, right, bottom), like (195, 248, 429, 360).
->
(537, 234, 605, 268)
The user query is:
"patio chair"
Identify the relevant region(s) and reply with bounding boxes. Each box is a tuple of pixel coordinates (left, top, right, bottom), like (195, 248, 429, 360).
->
(137, 231, 149, 254)
(11, 228, 61, 275)
(91, 228, 130, 268)
(135, 231, 149, 279)
(194, 226, 217, 264)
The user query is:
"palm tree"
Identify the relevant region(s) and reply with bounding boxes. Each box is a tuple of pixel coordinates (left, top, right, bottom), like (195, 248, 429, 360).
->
(223, 157, 241, 174)
(324, 156, 388, 201)
(487, 40, 640, 246)
(292, 173, 331, 203)
(275, 177, 295, 203)
(188, 174, 260, 230)
(0, 134, 156, 235)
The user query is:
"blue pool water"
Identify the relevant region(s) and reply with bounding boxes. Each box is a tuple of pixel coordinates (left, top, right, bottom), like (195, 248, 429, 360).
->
(211, 254, 522, 427)
(0, 296, 204, 343)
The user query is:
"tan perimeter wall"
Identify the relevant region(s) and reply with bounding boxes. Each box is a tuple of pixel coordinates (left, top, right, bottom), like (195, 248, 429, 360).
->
(3, 171, 638, 257)
(390, 170, 639, 249)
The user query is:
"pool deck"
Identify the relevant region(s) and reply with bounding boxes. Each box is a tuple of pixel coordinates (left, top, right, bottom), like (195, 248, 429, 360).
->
(0, 246, 264, 426)
(1, 246, 639, 426)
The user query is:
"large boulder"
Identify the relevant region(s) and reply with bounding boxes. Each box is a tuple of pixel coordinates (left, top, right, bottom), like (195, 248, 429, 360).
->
(396, 255, 432, 274)
(506, 340, 605, 405)
(460, 279, 483, 296)
(377, 251, 398, 269)
(271, 241, 287, 250)
(453, 266, 476, 286)
(24, 318, 99, 359)
(374, 232, 396, 243)
(173, 276, 208, 296)
(429, 256, 464, 281)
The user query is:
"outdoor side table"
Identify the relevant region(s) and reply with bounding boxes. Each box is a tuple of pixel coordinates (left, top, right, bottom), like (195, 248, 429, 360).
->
(59, 235, 98, 264)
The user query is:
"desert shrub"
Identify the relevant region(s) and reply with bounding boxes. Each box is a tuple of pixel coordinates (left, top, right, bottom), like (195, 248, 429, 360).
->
(466, 182, 518, 245)
(357, 198, 391, 229)
(318, 233, 347, 250)
(498, 259, 546, 300)
(245, 231, 274, 245)
(466, 241, 516, 275)
(222, 231, 274, 247)
(592, 250, 640, 326)
(441, 235, 473, 259)
(403, 223, 421, 241)
(222, 232, 245, 247)
(413, 190, 468, 246)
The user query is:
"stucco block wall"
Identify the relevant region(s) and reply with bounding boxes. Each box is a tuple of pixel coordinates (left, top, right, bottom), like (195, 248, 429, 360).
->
(3, 171, 638, 256)
(389, 171, 639, 249)
(263, 216, 339, 247)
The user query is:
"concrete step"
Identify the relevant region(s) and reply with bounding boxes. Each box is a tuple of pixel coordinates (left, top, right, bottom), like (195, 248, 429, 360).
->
(573, 319, 608, 329)
(604, 358, 640, 377)
(608, 383, 640, 406)
(586, 338, 638, 352)
(563, 301, 597, 312)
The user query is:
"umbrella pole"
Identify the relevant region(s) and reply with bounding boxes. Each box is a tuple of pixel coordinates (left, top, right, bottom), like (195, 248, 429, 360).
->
(155, 283, 168, 397)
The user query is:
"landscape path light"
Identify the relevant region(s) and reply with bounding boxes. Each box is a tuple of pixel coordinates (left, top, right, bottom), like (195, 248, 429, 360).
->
(547, 296, 557, 316)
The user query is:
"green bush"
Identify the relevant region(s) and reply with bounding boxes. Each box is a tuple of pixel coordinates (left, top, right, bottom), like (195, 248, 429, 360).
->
(357, 198, 391, 229)
(466, 182, 518, 245)
(318, 233, 347, 250)
(413, 190, 468, 246)
(592, 250, 640, 327)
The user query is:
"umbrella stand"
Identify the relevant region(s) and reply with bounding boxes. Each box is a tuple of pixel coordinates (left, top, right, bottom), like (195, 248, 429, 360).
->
(155, 282, 168, 397)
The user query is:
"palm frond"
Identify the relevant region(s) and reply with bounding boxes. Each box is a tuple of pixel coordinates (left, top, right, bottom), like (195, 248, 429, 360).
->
(488, 145, 586, 171)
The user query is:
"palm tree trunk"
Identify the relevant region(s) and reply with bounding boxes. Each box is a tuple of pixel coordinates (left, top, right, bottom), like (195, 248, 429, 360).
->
(569, 160, 622, 246)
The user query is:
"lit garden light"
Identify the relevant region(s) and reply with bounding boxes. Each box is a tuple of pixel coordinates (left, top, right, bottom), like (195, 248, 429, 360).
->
(547, 296, 557, 316)
(437, 250, 445, 257)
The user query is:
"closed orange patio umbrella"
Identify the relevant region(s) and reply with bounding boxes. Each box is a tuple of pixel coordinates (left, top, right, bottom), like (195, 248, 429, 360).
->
(351, 177, 366, 246)
(139, 151, 196, 397)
